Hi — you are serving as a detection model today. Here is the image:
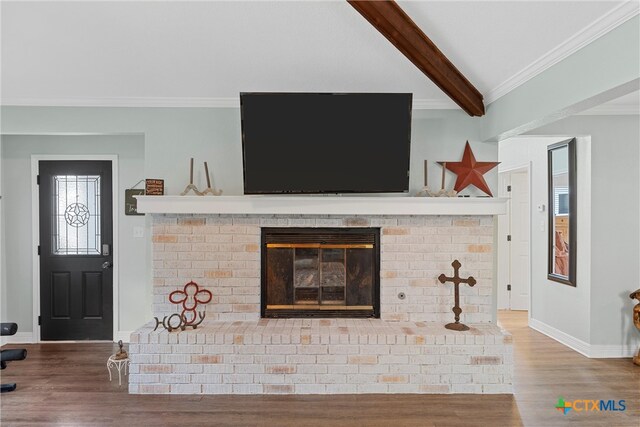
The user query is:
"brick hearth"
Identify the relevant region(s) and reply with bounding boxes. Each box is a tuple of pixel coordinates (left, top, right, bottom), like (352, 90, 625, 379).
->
(129, 319, 512, 394)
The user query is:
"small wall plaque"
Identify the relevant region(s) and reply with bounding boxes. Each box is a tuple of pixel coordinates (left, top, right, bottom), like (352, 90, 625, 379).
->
(125, 189, 145, 216)
(145, 179, 164, 196)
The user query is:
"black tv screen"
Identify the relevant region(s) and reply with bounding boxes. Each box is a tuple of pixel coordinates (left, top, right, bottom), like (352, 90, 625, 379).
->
(240, 93, 412, 194)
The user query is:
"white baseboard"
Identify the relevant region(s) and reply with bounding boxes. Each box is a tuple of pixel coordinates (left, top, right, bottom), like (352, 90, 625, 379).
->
(589, 345, 638, 358)
(114, 331, 133, 343)
(529, 318, 591, 357)
(0, 332, 35, 346)
(1, 331, 134, 345)
(529, 318, 638, 359)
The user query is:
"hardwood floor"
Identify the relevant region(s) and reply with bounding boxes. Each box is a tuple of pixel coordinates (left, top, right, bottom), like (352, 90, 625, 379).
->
(1, 311, 638, 426)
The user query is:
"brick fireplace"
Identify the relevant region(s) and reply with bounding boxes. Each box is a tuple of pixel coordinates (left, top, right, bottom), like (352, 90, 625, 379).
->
(129, 199, 512, 395)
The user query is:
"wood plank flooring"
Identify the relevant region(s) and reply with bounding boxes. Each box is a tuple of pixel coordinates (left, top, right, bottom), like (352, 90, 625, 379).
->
(1, 311, 638, 426)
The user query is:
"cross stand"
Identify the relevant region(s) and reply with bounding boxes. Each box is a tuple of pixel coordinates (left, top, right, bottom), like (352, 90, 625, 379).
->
(180, 157, 203, 196)
(438, 260, 476, 331)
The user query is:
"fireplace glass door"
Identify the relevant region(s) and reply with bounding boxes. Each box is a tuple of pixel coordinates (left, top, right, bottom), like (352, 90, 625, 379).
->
(262, 228, 380, 318)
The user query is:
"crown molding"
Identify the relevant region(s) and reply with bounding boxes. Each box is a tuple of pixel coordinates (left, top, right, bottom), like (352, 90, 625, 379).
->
(412, 99, 458, 109)
(0, 97, 241, 108)
(576, 103, 639, 115)
(1, 96, 459, 110)
(485, 1, 640, 105)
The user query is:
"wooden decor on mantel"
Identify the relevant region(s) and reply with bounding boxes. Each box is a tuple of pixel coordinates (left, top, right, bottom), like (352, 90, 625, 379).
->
(438, 260, 477, 331)
(347, 0, 485, 117)
(202, 161, 223, 196)
(181, 158, 203, 196)
(415, 160, 457, 197)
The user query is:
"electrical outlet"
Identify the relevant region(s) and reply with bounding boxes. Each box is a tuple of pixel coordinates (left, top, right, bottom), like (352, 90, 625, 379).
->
(133, 226, 144, 238)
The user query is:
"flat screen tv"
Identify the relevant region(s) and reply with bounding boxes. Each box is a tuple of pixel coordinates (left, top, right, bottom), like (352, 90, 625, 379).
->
(240, 92, 412, 194)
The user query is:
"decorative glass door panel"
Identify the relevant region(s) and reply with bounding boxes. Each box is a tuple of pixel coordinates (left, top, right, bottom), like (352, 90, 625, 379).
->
(262, 228, 380, 318)
(294, 248, 319, 304)
(53, 175, 101, 255)
(320, 249, 346, 305)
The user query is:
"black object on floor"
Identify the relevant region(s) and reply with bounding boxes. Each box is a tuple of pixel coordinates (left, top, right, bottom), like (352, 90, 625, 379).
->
(1, 322, 27, 393)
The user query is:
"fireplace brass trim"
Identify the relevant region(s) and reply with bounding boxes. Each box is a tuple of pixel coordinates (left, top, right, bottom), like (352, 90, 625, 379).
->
(266, 305, 374, 310)
(266, 243, 374, 249)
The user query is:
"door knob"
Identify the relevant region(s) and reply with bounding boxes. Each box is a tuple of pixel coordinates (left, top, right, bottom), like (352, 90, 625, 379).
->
(102, 261, 112, 269)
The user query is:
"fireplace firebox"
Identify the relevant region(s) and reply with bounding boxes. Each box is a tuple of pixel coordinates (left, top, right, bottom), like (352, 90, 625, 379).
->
(261, 228, 380, 318)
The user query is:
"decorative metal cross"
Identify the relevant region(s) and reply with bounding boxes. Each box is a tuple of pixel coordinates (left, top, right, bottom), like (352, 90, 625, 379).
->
(438, 260, 476, 331)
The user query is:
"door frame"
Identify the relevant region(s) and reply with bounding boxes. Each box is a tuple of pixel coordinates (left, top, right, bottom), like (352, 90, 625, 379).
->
(31, 155, 119, 342)
(497, 163, 532, 319)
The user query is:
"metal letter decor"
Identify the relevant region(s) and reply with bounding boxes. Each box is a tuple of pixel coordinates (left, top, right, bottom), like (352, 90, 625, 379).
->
(153, 281, 212, 332)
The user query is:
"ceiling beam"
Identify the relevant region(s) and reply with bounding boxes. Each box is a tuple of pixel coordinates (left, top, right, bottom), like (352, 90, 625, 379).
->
(348, 0, 485, 117)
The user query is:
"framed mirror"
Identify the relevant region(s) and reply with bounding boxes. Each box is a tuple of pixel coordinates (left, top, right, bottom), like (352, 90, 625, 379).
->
(548, 138, 577, 286)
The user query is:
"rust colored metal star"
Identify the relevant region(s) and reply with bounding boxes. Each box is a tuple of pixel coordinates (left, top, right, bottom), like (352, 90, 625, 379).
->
(438, 141, 500, 196)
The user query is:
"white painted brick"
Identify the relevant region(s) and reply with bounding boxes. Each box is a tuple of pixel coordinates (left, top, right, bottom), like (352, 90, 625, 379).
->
(190, 374, 222, 383)
(254, 374, 285, 384)
(451, 384, 483, 393)
(389, 364, 420, 374)
(328, 345, 359, 354)
(295, 384, 327, 394)
(387, 384, 422, 393)
(254, 355, 287, 364)
(315, 374, 346, 384)
(203, 364, 234, 374)
(137, 214, 506, 395)
(232, 384, 264, 394)
(284, 374, 316, 384)
(357, 384, 388, 393)
(223, 374, 254, 384)
(173, 364, 204, 374)
(326, 384, 358, 393)
(202, 384, 233, 394)
(160, 354, 191, 364)
(327, 365, 359, 374)
(171, 384, 202, 394)
(297, 364, 328, 374)
(316, 355, 347, 364)
(483, 384, 513, 394)
(235, 364, 265, 374)
(358, 364, 390, 374)
(286, 355, 316, 364)
(297, 345, 327, 355)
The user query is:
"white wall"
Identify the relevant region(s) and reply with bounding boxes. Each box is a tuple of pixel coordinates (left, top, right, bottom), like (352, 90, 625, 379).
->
(529, 115, 640, 355)
(0, 135, 147, 338)
(0, 106, 497, 340)
(499, 136, 592, 346)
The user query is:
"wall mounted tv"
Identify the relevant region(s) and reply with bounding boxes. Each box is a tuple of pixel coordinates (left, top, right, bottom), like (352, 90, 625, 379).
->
(240, 92, 412, 194)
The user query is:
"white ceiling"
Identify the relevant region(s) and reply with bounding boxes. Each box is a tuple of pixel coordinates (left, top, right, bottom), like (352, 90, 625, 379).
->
(0, 1, 635, 107)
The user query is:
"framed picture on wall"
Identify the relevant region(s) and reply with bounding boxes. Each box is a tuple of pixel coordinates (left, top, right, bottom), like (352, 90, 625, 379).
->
(125, 189, 145, 215)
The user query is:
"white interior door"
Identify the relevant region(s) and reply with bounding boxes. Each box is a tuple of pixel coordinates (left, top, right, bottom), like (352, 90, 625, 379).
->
(496, 173, 511, 310)
(509, 171, 530, 310)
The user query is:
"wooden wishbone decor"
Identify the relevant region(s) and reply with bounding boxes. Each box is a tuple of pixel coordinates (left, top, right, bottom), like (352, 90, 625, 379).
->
(347, 0, 485, 117)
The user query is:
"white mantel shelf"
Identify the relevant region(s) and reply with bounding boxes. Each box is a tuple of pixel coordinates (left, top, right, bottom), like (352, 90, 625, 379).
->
(136, 196, 507, 216)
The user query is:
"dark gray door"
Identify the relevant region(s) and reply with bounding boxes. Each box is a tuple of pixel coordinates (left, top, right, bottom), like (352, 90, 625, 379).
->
(39, 161, 113, 340)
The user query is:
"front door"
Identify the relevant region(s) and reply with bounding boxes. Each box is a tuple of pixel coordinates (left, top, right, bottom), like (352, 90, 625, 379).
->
(39, 161, 113, 340)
